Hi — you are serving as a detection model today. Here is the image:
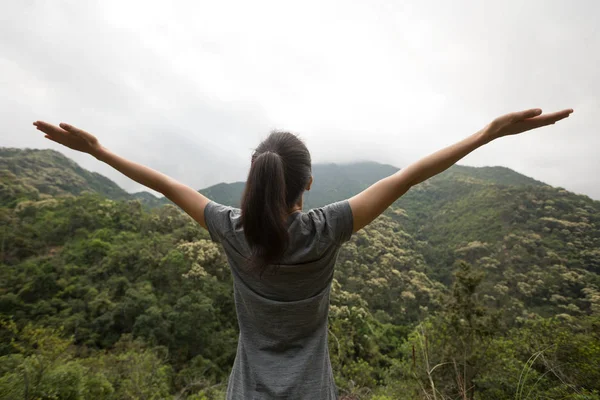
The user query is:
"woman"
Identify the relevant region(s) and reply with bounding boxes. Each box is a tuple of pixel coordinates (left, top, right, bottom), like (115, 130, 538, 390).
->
(33, 107, 573, 399)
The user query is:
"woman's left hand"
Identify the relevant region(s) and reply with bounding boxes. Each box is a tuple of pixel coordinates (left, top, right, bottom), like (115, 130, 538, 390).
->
(482, 108, 574, 142)
(33, 121, 102, 156)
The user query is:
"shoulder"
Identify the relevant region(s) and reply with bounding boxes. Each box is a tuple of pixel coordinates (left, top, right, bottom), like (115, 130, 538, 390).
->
(204, 201, 241, 242)
(306, 200, 354, 245)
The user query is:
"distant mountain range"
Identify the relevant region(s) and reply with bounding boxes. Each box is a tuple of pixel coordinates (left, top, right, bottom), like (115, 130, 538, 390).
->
(0, 147, 546, 210)
(6, 146, 598, 280)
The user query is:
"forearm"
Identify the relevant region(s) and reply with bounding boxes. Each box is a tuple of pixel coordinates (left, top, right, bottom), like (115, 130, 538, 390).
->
(92, 146, 172, 194)
(348, 107, 573, 232)
(396, 129, 489, 187)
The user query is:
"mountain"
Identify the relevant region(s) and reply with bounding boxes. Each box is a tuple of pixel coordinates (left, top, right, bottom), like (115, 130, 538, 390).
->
(130, 190, 170, 208)
(1, 146, 599, 399)
(177, 162, 546, 212)
(4, 146, 597, 285)
(0, 148, 130, 207)
(0, 148, 551, 210)
(188, 162, 400, 209)
(193, 162, 546, 210)
(199, 182, 246, 207)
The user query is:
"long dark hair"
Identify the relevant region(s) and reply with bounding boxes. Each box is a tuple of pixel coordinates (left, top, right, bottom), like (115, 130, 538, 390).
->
(240, 131, 312, 274)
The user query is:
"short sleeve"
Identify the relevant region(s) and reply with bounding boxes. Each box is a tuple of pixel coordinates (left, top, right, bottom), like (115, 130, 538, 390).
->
(320, 200, 354, 245)
(204, 201, 236, 243)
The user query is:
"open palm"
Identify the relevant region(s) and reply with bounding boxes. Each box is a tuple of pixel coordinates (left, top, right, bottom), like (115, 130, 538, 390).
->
(485, 108, 574, 141)
(33, 121, 101, 155)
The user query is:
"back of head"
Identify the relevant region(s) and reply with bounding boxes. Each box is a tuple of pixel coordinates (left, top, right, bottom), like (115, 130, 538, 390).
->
(240, 131, 312, 275)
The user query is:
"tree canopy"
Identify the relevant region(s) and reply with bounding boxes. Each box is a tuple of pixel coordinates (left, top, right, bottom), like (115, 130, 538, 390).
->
(1, 147, 599, 399)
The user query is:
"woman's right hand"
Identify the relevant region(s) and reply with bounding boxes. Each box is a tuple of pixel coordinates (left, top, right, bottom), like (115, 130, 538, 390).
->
(33, 121, 103, 156)
(482, 108, 573, 143)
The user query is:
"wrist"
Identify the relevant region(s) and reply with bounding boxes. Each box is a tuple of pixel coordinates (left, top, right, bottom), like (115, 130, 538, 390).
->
(478, 126, 495, 145)
(91, 145, 109, 161)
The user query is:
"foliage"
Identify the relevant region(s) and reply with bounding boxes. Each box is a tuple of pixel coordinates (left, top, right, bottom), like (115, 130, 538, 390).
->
(1, 148, 599, 399)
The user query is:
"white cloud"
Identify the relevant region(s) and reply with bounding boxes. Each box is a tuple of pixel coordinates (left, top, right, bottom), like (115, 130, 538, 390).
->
(1, 0, 598, 198)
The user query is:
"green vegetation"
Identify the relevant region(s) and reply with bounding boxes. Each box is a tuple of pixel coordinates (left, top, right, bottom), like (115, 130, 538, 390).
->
(1, 148, 599, 399)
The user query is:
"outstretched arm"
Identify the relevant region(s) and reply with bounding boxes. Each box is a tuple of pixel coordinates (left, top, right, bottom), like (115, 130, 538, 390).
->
(348, 108, 574, 232)
(33, 121, 211, 229)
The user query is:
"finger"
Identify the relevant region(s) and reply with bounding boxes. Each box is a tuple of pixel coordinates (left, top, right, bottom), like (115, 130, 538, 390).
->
(515, 108, 543, 121)
(521, 109, 573, 130)
(546, 108, 573, 119)
(33, 121, 68, 136)
(528, 109, 574, 125)
(59, 122, 85, 135)
(59, 122, 75, 131)
(44, 135, 57, 142)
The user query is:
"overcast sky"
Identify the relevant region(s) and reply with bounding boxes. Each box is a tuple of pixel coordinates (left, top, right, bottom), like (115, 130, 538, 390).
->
(2, 0, 598, 199)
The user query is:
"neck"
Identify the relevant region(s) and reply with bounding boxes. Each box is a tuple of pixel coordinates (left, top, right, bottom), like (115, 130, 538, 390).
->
(289, 198, 303, 214)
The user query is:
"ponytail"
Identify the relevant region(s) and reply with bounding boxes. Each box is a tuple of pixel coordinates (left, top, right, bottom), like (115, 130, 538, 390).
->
(241, 151, 289, 273)
(241, 131, 312, 276)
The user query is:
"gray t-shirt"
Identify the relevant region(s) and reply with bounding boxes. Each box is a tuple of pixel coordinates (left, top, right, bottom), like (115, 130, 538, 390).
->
(204, 200, 354, 400)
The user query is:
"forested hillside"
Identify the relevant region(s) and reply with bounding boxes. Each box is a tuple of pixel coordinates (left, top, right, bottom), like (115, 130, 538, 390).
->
(1, 148, 599, 399)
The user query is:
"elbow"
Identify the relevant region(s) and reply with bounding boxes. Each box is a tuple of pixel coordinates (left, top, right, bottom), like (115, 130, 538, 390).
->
(155, 178, 175, 198)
